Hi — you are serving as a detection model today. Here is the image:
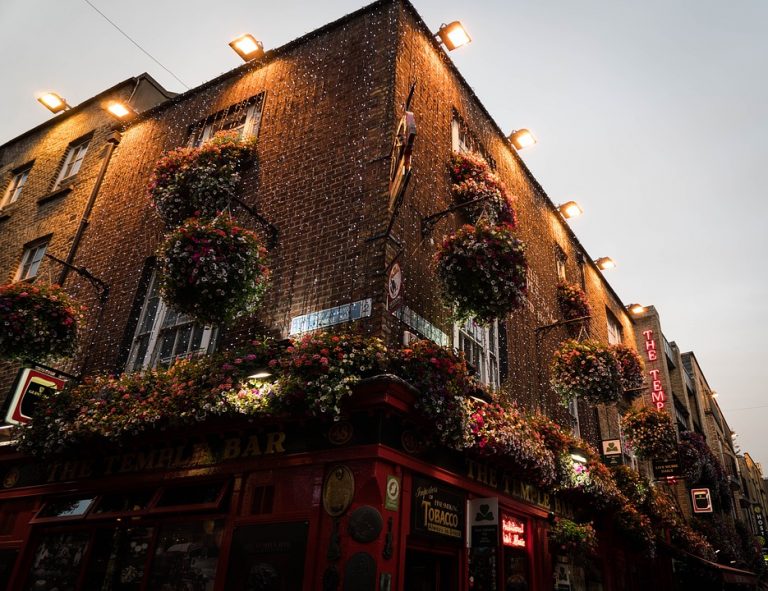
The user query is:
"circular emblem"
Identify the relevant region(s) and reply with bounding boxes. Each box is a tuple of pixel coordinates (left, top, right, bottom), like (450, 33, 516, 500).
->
(348, 506, 383, 543)
(401, 430, 426, 454)
(2, 468, 19, 489)
(328, 421, 353, 446)
(388, 263, 402, 300)
(386, 477, 400, 504)
(322, 465, 355, 517)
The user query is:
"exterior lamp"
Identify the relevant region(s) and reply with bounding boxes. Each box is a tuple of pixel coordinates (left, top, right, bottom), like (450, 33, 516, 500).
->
(229, 34, 265, 61)
(711, 390, 718, 398)
(569, 446, 588, 465)
(594, 257, 616, 271)
(508, 129, 537, 150)
(37, 92, 70, 114)
(435, 21, 471, 51)
(627, 303, 646, 315)
(248, 370, 273, 380)
(558, 201, 583, 219)
(105, 101, 136, 121)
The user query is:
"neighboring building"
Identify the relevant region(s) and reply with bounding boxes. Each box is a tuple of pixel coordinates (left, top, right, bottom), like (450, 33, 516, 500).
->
(739, 454, 768, 546)
(0, 1, 760, 590)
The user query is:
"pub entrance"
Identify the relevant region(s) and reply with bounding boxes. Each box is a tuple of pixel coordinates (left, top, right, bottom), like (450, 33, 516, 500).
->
(404, 548, 459, 591)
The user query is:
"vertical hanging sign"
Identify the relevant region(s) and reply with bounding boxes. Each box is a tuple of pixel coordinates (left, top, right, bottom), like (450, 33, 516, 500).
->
(467, 497, 498, 548)
(4, 368, 67, 425)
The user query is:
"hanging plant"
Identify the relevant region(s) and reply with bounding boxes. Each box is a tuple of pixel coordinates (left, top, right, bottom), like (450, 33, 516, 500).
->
(148, 133, 257, 226)
(622, 407, 677, 459)
(448, 152, 516, 227)
(157, 216, 269, 324)
(614, 504, 655, 555)
(435, 221, 527, 324)
(550, 340, 623, 406)
(548, 519, 598, 557)
(611, 344, 644, 395)
(0, 282, 83, 361)
(556, 282, 591, 321)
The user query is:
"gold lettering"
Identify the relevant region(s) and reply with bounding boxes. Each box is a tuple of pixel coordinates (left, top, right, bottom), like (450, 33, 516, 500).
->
(189, 443, 214, 466)
(466, 460, 476, 480)
(265, 432, 286, 454)
(221, 438, 242, 460)
(242, 436, 262, 457)
(134, 451, 156, 471)
(476, 462, 488, 485)
(154, 447, 174, 469)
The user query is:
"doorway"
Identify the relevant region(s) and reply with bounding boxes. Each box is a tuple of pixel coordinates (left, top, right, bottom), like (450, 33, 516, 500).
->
(404, 548, 458, 591)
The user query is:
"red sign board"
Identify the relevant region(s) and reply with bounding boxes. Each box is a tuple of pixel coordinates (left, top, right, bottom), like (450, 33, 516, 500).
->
(5, 368, 66, 425)
(502, 514, 526, 548)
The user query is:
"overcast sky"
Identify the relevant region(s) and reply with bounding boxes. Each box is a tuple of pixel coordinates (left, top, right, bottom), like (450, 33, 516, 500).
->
(2, 0, 767, 469)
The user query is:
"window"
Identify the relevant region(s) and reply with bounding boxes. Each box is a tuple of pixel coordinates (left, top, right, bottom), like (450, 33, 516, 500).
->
(606, 308, 623, 345)
(126, 271, 216, 371)
(568, 398, 580, 438)
(54, 139, 89, 188)
(189, 96, 263, 147)
(16, 240, 48, 281)
(1, 165, 31, 207)
(455, 318, 500, 389)
(555, 246, 567, 281)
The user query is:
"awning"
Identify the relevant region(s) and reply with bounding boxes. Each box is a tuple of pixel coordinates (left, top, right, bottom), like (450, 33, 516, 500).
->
(687, 553, 758, 587)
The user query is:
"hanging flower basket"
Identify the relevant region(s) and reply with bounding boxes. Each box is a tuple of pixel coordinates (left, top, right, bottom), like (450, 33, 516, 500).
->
(435, 221, 527, 324)
(622, 407, 677, 459)
(0, 282, 83, 361)
(550, 340, 623, 405)
(448, 152, 516, 227)
(548, 519, 598, 557)
(157, 216, 269, 324)
(148, 133, 257, 226)
(556, 282, 591, 321)
(611, 344, 644, 395)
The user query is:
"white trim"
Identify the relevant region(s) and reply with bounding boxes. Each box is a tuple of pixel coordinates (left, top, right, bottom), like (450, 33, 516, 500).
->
(54, 140, 89, 188)
(2, 167, 30, 207)
(454, 318, 500, 389)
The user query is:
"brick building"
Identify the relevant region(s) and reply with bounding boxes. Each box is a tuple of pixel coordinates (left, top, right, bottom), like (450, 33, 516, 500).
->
(0, 1, 761, 590)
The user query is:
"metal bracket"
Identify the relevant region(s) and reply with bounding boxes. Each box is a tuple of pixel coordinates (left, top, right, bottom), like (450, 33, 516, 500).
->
(231, 196, 279, 249)
(45, 253, 109, 304)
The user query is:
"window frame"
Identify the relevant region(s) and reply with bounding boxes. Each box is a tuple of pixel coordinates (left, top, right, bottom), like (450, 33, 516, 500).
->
(125, 270, 217, 371)
(16, 239, 49, 282)
(188, 95, 264, 148)
(606, 308, 623, 345)
(454, 318, 501, 390)
(54, 138, 90, 188)
(555, 245, 567, 282)
(1, 164, 32, 207)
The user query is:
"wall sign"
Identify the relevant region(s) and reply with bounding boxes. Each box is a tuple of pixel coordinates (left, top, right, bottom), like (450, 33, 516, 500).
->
(385, 475, 401, 511)
(323, 465, 355, 517)
(642, 330, 667, 410)
(691, 488, 713, 513)
(601, 439, 622, 466)
(467, 497, 498, 548)
(412, 476, 464, 542)
(653, 455, 681, 479)
(290, 298, 372, 335)
(4, 368, 66, 426)
(386, 262, 403, 313)
(502, 514, 526, 548)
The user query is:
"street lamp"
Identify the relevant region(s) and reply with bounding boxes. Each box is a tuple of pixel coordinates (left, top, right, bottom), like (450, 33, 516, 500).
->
(435, 21, 471, 51)
(627, 303, 646, 315)
(229, 34, 265, 61)
(594, 257, 616, 271)
(37, 92, 70, 114)
(508, 129, 537, 150)
(557, 201, 583, 219)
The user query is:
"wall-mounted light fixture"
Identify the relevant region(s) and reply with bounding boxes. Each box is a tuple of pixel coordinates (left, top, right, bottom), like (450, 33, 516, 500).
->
(557, 201, 583, 219)
(37, 92, 70, 114)
(229, 33, 265, 61)
(627, 303, 646, 315)
(569, 446, 588, 466)
(105, 100, 137, 121)
(248, 369, 273, 380)
(435, 21, 471, 51)
(594, 257, 616, 271)
(508, 129, 537, 150)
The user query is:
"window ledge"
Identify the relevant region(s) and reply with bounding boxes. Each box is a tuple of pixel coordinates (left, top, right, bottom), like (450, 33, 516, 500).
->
(37, 186, 73, 205)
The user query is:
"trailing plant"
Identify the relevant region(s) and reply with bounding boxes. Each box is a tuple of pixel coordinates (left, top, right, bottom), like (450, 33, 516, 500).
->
(0, 282, 83, 361)
(448, 151, 516, 227)
(622, 407, 677, 459)
(465, 400, 555, 486)
(157, 215, 269, 324)
(556, 282, 591, 321)
(614, 503, 655, 556)
(435, 221, 527, 324)
(548, 519, 598, 557)
(678, 431, 732, 510)
(550, 339, 623, 406)
(610, 464, 649, 507)
(148, 133, 257, 226)
(611, 344, 644, 395)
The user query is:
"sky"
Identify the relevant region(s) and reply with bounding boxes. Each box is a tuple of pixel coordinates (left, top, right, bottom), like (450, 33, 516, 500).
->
(1, 1, 767, 468)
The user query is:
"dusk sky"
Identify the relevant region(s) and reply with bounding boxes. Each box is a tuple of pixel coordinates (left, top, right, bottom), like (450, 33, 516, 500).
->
(2, 1, 766, 467)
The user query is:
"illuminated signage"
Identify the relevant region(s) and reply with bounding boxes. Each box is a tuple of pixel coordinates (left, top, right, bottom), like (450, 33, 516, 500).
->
(691, 488, 713, 513)
(502, 515, 526, 548)
(4, 368, 66, 426)
(642, 330, 666, 410)
(413, 477, 464, 541)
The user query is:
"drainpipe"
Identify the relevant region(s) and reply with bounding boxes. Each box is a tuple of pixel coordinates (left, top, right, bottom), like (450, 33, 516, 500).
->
(57, 130, 121, 285)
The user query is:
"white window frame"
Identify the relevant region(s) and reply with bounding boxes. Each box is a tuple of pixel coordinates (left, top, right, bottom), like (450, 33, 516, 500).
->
(126, 271, 217, 371)
(454, 318, 501, 389)
(2, 166, 31, 207)
(189, 99, 263, 148)
(606, 309, 623, 345)
(16, 240, 48, 282)
(54, 140, 89, 188)
(568, 398, 581, 438)
(555, 246, 567, 282)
